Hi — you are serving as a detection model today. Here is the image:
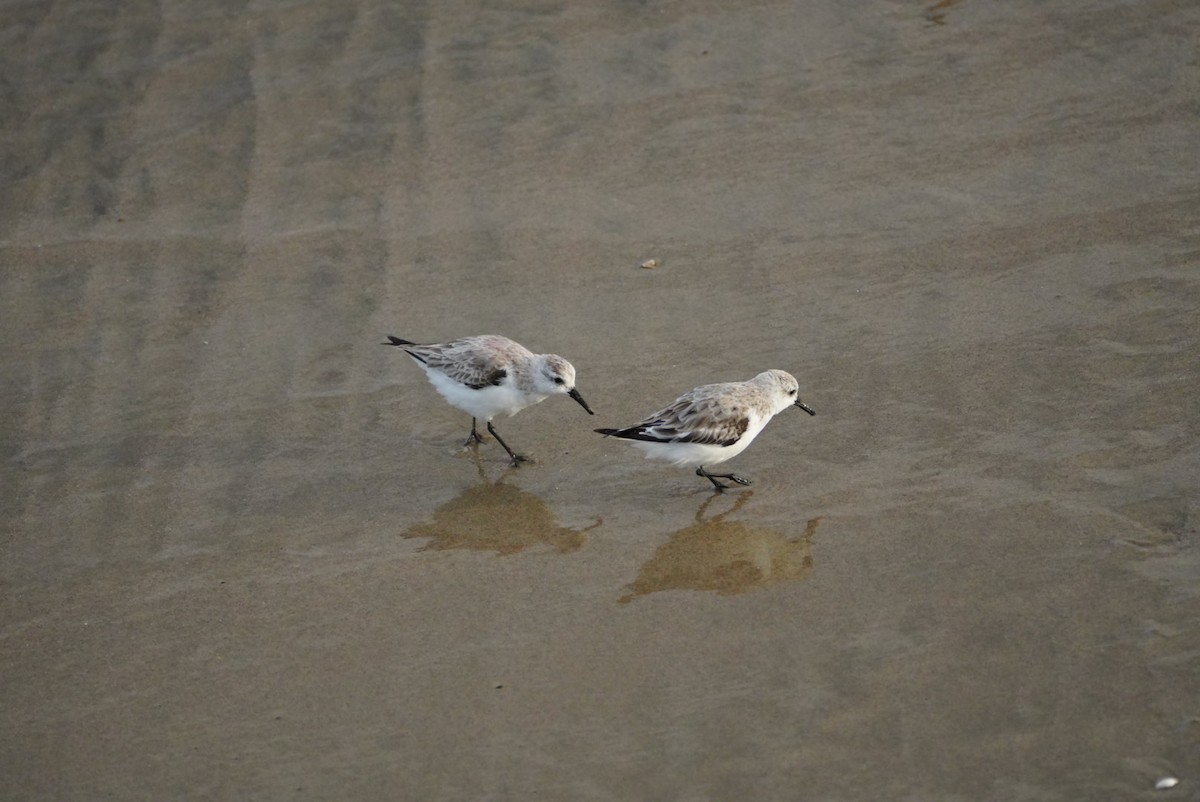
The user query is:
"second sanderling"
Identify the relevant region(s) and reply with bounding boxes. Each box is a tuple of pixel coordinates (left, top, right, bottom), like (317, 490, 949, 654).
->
(595, 369, 815, 490)
(384, 334, 593, 465)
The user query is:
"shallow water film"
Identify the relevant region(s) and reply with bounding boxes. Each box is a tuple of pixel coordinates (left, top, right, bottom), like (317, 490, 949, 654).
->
(2, 1, 1198, 799)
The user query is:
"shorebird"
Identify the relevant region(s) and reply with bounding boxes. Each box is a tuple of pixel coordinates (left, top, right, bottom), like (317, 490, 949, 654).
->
(596, 369, 815, 490)
(385, 334, 593, 465)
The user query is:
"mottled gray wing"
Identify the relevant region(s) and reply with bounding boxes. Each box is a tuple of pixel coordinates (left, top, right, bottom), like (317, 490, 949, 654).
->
(609, 384, 750, 446)
(408, 338, 509, 389)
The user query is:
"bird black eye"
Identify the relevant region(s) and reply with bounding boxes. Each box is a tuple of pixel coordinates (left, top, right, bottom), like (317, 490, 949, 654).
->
(788, 389, 797, 395)
(553, 377, 565, 385)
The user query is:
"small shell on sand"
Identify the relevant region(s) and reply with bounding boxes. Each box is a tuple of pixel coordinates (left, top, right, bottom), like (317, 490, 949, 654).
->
(640, 258, 659, 269)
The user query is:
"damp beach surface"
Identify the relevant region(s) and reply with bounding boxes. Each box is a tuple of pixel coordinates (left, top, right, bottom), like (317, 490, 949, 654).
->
(2, 1, 1198, 799)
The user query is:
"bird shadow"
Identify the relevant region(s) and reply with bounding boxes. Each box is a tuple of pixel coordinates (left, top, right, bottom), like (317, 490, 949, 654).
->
(619, 492, 822, 603)
(401, 456, 601, 556)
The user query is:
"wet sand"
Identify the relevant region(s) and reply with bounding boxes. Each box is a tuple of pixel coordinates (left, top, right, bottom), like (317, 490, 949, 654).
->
(2, 0, 1198, 798)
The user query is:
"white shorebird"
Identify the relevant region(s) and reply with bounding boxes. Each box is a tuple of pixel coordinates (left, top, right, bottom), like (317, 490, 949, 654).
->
(595, 369, 815, 490)
(384, 334, 593, 465)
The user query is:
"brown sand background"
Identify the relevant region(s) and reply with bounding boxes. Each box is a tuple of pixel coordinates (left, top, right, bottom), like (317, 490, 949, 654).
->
(3, 0, 1199, 799)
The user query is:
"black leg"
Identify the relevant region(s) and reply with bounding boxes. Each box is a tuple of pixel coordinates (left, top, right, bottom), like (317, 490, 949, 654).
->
(487, 421, 528, 466)
(463, 418, 485, 448)
(696, 466, 751, 491)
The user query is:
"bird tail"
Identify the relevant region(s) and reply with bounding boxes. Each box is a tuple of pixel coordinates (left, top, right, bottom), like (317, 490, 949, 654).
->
(594, 428, 619, 437)
(383, 336, 415, 347)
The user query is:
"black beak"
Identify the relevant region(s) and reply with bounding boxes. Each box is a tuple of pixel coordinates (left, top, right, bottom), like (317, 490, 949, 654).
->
(795, 400, 816, 415)
(569, 388, 594, 415)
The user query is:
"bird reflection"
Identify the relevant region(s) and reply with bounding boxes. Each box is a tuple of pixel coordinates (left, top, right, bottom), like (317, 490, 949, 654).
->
(403, 462, 600, 555)
(620, 492, 821, 603)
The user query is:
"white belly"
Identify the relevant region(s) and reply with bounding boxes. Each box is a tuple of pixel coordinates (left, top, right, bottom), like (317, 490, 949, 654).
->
(423, 366, 545, 420)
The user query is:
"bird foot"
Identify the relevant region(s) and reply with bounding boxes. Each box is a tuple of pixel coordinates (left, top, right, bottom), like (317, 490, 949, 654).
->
(462, 418, 488, 448)
(696, 467, 752, 491)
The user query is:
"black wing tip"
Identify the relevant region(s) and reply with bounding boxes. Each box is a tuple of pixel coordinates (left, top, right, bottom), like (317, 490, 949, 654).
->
(595, 427, 642, 439)
(594, 427, 675, 443)
(383, 336, 428, 364)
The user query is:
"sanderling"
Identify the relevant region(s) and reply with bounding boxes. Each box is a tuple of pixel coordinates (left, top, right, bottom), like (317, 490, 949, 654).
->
(384, 334, 593, 465)
(595, 369, 815, 490)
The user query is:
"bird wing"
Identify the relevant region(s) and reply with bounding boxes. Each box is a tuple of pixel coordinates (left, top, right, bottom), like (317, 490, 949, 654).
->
(404, 338, 510, 390)
(604, 384, 751, 446)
